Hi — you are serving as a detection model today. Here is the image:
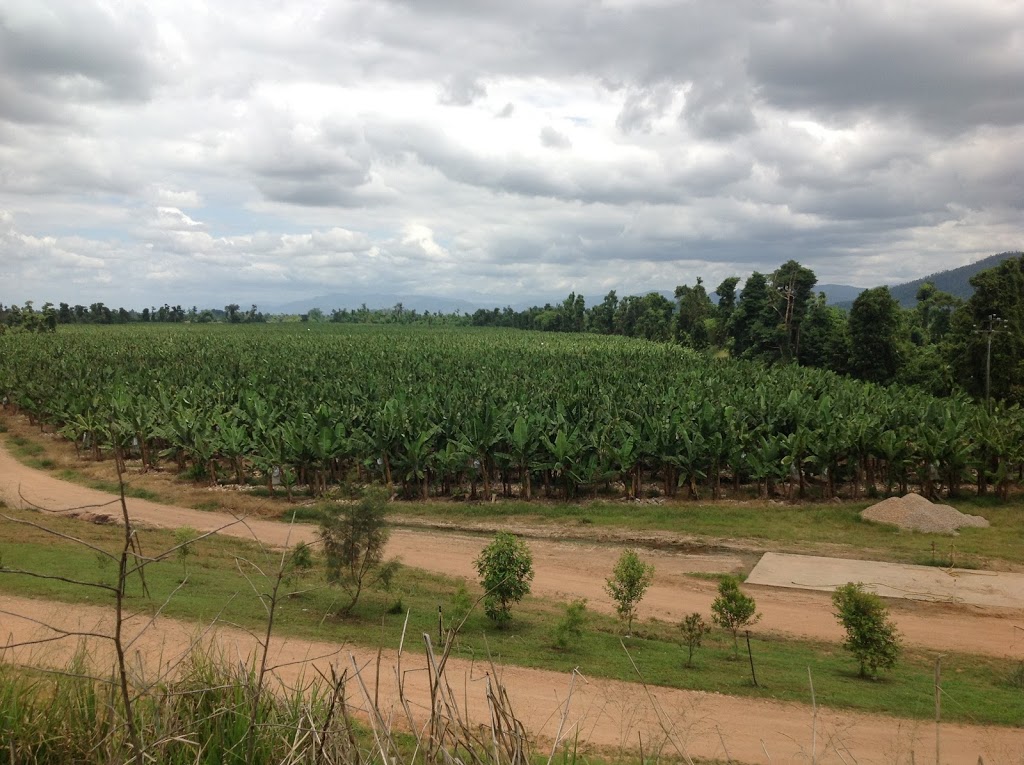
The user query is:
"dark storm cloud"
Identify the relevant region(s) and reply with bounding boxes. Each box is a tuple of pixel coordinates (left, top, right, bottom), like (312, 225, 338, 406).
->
(0, 2, 157, 114)
(746, 3, 1024, 135)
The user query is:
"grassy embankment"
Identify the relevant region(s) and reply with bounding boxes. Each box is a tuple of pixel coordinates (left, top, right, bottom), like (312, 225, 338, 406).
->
(0, 506, 1021, 727)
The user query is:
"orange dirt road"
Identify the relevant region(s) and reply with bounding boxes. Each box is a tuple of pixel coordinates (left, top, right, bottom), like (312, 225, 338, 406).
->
(2, 593, 1022, 764)
(1, 444, 1021, 661)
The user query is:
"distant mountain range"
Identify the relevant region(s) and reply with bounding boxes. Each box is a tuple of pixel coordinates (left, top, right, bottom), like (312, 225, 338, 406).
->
(831, 251, 1022, 309)
(261, 251, 1021, 315)
(265, 293, 484, 315)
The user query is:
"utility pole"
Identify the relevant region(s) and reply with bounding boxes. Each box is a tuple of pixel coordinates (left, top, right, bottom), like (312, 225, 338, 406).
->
(973, 314, 1006, 410)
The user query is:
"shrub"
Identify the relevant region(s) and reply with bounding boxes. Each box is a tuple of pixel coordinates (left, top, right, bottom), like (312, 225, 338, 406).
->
(318, 489, 392, 614)
(552, 599, 588, 650)
(711, 577, 760, 658)
(832, 582, 902, 679)
(473, 532, 534, 626)
(605, 548, 654, 636)
(679, 612, 711, 667)
(289, 541, 314, 571)
(173, 526, 199, 577)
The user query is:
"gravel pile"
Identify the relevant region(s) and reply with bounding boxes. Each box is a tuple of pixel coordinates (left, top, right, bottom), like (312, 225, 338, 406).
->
(861, 493, 990, 534)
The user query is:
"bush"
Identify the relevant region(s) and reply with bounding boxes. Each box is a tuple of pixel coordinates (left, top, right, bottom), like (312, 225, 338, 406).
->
(289, 541, 314, 571)
(711, 578, 760, 658)
(679, 612, 711, 667)
(173, 526, 199, 577)
(605, 548, 654, 636)
(552, 599, 588, 650)
(473, 532, 534, 626)
(832, 582, 901, 679)
(318, 489, 392, 614)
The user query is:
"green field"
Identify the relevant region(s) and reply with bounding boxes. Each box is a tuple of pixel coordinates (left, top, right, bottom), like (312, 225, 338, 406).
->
(1, 323, 1021, 507)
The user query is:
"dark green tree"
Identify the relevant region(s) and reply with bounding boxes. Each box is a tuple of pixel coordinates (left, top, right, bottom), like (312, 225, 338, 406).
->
(947, 254, 1024, 404)
(832, 582, 902, 679)
(769, 260, 817, 363)
(848, 287, 904, 384)
(730, 273, 778, 361)
(674, 279, 714, 350)
(474, 532, 534, 625)
(798, 294, 849, 371)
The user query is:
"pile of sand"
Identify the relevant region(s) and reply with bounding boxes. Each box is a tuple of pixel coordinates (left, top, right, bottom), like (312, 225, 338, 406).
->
(861, 493, 990, 534)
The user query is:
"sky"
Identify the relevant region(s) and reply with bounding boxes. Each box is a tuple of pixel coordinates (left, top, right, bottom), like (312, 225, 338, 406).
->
(0, 0, 1022, 310)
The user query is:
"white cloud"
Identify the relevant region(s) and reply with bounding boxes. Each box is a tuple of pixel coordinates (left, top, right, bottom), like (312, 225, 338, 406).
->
(0, 0, 1021, 308)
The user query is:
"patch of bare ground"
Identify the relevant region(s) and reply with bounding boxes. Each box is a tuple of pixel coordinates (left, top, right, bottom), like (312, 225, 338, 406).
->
(3, 593, 1022, 764)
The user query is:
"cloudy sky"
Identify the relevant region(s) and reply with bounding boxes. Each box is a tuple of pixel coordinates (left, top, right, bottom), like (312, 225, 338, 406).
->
(1, 0, 1022, 310)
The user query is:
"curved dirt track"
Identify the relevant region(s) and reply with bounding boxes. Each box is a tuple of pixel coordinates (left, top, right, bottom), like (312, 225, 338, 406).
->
(1, 443, 1021, 660)
(3, 592, 1022, 765)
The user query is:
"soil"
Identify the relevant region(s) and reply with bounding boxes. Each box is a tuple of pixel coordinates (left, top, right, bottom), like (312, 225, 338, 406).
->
(2, 592, 1022, 764)
(3, 441, 1024, 762)
(1, 442, 1021, 660)
(862, 493, 991, 534)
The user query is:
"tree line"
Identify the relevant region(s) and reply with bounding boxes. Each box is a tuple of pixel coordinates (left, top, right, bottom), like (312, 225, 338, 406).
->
(469, 255, 1024, 405)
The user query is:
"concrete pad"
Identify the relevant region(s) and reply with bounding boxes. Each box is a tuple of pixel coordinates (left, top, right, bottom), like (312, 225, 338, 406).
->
(747, 552, 1024, 610)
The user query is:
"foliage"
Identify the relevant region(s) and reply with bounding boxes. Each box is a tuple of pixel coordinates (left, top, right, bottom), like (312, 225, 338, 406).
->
(831, 582, 902, 679)
(318, 489, 391, 614)
(473, 531, 534, 625)
(848, 287, 904, 384)
(1, 323, 1023, 505)
(679, 612, 711, 667)
(552, 598, 588, 650)
(173, 526, 198, 576)
(289, 541, 313, 571)
(605, 548, 654, 635)
(711, 578, 761, 658)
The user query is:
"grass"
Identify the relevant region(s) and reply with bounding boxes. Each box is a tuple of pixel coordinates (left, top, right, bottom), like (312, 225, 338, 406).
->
(3, 420, 1023, 569)
(386, 499, 1024, 568)
(0, 508, 1020, 728)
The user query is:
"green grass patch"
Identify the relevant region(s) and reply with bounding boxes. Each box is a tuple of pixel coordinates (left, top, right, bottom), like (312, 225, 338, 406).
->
(686, 572, 747, 584)
(7, 434, 44, 458)
(391, 499, 1024, 567)
(0, 509, 1020, 728)
(190, 500, 222, 512)
(83, 479, 162, 502)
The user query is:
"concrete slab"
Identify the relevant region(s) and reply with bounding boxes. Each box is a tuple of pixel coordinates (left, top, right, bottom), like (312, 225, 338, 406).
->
(746, 552, 1024, 610)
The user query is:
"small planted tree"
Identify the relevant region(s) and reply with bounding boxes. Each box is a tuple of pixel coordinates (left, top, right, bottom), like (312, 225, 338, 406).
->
(679, 612, 711, 668)
(174, 526, 198, 578)
(552, 598, 588, 650)
(605, 548, 654, 636)
(832, 582, 902, 679)
(711, 578, 761, 658)
(474, 532, 534, 626)
(319, 489, 392, 614)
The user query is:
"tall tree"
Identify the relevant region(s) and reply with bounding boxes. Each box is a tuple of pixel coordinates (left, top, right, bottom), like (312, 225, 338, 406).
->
(769, 260, 817, 363)
(730, 273, 777, 360)
(674, 278, 713, 350)
(947, 254, 1024, 404)
(848, 287, 903, 384)
(798, 294, 849, 371)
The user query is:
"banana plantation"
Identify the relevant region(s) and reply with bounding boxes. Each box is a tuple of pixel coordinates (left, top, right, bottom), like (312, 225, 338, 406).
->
(1, 324, 1021, 501)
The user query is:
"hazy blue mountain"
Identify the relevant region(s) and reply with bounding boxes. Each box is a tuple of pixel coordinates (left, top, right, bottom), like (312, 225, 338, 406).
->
(886, 251, 1023, 306)
(816, 283, 866, 304)
(835, 251, 1023, 309)
(266, 293, 483, 315)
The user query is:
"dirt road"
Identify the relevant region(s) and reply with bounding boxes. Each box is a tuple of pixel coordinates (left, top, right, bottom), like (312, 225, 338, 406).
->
(1, 443, 1022, 662)
(2, 592, 1021, 764)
